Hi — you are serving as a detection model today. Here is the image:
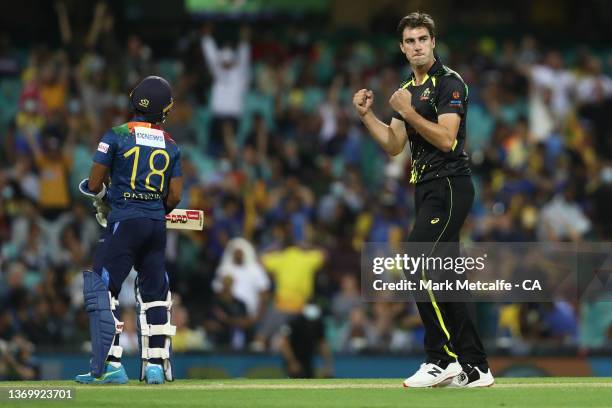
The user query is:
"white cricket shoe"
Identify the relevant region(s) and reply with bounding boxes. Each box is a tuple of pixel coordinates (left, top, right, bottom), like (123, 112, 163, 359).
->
(447, 365, 495, 388)
(402, 361, 462, 388)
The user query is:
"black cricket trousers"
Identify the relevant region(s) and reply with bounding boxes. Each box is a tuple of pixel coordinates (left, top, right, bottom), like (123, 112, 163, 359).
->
(408, 175, 487, 364)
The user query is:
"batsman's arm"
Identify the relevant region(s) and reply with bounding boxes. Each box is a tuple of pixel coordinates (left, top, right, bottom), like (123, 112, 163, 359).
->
(164, 176, 183, 214)
(164, 145, 183, 214)
(81, 162, 110, 228)
(89, 130, 117, 193)
(88, 162, 109, 194)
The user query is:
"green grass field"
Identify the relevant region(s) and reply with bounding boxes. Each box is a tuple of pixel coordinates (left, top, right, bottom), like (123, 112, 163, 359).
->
(2, 378, 611, 408)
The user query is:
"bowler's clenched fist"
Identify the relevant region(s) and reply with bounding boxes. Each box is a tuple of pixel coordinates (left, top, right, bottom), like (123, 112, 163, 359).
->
(353, 89, 374, 117)
(389, 88, 413, 118)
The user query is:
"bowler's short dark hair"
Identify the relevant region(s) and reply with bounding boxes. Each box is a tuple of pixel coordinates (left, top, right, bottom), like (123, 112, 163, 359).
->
(397, 12, 436, 41)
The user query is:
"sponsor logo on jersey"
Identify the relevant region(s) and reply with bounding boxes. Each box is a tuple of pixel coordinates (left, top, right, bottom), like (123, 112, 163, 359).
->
(134, 126, 166, 149)
(97, 142, 109, 153)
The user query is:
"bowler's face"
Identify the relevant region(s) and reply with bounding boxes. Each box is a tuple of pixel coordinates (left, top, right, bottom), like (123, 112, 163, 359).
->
(399, 27, 435, 67)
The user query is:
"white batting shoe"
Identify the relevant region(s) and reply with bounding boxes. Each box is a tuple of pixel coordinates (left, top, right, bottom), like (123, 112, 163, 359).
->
(402, 361, 462, 388)
(447, 365, 495, 388)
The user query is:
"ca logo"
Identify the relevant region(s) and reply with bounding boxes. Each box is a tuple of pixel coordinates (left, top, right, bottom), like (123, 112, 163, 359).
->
(430, 218, 440, 224)
(139, 98, 150, 108)
(420, 87, 431, 100)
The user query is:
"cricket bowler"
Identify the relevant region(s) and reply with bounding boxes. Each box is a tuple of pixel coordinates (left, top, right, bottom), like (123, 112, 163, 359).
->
(352, 13, 494, 387)
(75, 76, 183, 384)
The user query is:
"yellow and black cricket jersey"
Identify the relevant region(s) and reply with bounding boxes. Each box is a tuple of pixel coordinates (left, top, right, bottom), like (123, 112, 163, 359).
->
(393, 58, 471, 184)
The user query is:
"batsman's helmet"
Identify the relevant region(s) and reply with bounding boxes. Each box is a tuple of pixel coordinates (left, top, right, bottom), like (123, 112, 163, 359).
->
(129, 76, 173, 123)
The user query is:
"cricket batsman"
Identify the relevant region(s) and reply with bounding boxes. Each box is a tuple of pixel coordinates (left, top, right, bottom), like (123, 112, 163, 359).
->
(75, 76, 183, 384)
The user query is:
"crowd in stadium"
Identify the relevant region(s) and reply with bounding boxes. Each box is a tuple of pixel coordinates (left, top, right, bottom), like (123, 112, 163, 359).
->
(1, 2, 612, 380)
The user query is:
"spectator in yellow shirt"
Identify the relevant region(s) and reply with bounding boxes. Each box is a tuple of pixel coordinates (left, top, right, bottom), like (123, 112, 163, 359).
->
(24, 125, 73, 219)
(252, 230, 325, 350)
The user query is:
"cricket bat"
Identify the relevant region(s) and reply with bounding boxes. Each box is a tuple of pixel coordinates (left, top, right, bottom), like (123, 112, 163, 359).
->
(165, 209, 204, 230)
